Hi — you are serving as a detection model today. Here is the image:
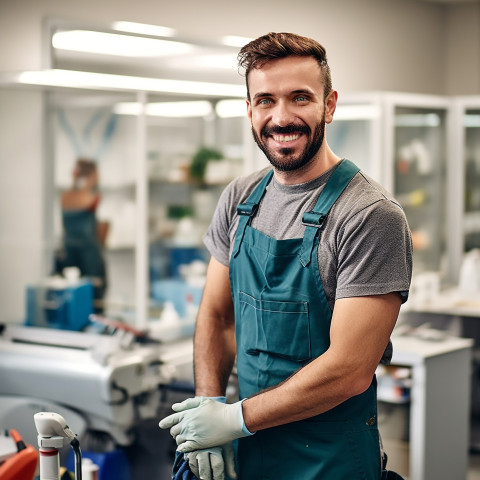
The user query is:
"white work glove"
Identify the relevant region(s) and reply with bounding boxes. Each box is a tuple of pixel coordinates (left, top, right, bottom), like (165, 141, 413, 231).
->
(181, 396, 237, 480)
(184, 444, 237, 480)
(159, 397, 254, 453)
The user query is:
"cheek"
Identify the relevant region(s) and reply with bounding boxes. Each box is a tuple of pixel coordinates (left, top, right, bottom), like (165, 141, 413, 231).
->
(251, 112, 267, 131)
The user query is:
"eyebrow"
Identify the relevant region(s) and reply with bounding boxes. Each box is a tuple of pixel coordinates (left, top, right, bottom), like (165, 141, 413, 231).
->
(291, 89, 314, 96)
(252, 92, 273, 101)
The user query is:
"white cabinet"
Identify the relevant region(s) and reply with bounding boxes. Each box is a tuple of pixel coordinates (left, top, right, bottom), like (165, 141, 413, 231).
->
(382, 334, 473, 480)
(448, 97, 480, 285)
(331, 93, 451, 280)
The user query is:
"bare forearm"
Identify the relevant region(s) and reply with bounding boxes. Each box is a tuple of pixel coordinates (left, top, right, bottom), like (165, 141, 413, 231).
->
(193, 257, 237, 397)
(242, 350, 367, 431)
(242, 294, 401, 432)
(194, 310, 236, 396)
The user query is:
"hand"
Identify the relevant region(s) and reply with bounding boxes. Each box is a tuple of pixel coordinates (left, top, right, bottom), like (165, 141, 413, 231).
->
(185, 443, 237, 480)
(183, 396, 235, 479)
(159, 397, 253, 453)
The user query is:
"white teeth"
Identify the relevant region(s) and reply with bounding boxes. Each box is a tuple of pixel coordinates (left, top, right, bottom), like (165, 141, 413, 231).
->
(272, 134, 301, 143)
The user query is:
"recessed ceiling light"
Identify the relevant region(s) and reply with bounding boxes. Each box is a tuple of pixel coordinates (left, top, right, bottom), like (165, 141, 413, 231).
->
(15, 69, 246, 97)
(114, 101, 213, 117)
(112, 21, 176, 37)
(52, 30, 193, 57)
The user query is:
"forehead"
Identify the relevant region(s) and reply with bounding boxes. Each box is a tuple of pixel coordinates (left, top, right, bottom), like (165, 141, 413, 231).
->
(248, 56, 324, 97)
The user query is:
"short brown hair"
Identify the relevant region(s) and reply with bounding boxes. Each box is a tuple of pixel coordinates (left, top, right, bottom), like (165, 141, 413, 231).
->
(238, 32, 332, 101)
(75, 158, 97, 178)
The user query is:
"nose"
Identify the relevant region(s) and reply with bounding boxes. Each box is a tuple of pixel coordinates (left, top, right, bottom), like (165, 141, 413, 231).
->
(271, 100, 295, 127)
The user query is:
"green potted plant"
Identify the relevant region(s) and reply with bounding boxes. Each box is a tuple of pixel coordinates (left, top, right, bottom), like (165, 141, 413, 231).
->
(189, 146, 223, 185)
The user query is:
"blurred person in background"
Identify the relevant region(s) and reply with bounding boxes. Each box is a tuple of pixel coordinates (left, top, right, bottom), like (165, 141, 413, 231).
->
(55, 158, 108, 313)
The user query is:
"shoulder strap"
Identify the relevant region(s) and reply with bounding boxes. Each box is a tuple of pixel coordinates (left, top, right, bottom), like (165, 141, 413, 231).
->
(299, 160, 360, 266)
(232, 170, 274, 257)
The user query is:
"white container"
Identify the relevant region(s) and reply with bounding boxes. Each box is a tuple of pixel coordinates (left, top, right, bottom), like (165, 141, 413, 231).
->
(82, 458, 99, 480)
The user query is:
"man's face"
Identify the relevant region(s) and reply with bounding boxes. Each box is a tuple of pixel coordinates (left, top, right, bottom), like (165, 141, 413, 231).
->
(246, 56, 333, 172)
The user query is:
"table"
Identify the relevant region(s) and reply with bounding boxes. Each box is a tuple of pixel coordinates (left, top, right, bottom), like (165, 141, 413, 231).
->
(388, 334, 474, 480)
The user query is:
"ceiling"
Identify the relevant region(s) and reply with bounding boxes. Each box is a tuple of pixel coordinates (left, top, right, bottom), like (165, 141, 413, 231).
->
(417, 0, 479, 3)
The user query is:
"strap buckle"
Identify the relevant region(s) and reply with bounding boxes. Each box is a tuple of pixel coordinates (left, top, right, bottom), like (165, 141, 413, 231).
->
(302, 211, 326, 228)
(237, 203, 259, 217)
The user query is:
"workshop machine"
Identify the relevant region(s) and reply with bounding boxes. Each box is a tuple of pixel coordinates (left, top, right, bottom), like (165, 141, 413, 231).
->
(0, 323, 194, 477)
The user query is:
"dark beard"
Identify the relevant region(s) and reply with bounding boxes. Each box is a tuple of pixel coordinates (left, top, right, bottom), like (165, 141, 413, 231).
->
(251, 116, 325, 172)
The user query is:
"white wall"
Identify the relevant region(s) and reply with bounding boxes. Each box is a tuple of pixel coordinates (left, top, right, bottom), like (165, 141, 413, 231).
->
(0, 89, 46, 323)
(0, 0, 479, 322)
(445, 2, 480, 95)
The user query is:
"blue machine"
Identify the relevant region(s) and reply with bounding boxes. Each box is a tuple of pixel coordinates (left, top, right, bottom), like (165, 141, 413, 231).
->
(67, 449, 131, 480)
(25, 279, 94, 331)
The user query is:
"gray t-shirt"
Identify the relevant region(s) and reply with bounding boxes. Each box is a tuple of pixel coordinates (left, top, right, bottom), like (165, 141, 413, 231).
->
(203, 160, 413, 362)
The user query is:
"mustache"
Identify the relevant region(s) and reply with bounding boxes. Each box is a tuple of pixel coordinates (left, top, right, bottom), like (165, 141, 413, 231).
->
(261, 124, 311, 137)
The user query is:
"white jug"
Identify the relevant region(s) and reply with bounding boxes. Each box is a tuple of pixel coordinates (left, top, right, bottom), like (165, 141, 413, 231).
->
(458, 249, 480, 295)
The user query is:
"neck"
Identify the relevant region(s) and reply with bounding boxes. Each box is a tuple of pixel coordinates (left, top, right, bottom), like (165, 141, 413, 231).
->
(273, 144, 341, 185)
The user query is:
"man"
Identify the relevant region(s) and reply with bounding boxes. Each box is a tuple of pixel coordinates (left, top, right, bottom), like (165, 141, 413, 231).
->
(160, 32, 412, 480)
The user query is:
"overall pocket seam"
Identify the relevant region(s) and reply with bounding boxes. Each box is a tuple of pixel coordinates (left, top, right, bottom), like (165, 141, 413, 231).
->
(239, 291, 311, 362)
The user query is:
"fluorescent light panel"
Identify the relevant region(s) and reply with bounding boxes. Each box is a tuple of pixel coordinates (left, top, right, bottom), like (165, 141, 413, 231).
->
(216, 99, 246, 118)
(52, 30, 193, 57)
(112, 21, 176, 37)
(114, 101, 213, 117)
(17, 70, 246, 97)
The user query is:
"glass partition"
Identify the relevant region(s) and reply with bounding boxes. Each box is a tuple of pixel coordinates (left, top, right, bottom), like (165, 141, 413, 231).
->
(464, 108, 480, 251)
(327, 102, 382, 182)
(393, 106, 447, 274)
(49, 90, 138, 320)
(145, 95, 246, 323)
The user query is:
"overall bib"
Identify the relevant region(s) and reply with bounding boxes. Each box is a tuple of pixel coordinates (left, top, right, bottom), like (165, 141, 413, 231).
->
(229, 160, 381, 480)
(61, 209, 107, 312)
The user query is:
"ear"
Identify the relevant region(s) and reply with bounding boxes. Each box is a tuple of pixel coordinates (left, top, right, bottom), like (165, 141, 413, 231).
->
(246, 99, 253, 123)
(324, 90, 338, 124)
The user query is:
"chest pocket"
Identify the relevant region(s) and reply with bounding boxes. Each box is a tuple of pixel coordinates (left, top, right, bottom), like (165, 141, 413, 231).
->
(239, 291, 311, 363)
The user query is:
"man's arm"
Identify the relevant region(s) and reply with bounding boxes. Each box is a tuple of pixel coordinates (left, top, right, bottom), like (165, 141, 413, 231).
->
(242, 292, 402, 431)
(160, 292, 402, 451)
(194, 256, 236, 397)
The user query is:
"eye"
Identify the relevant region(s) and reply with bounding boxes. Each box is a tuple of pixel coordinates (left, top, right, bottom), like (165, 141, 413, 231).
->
(257, 98, 273, 106)
(294, 95, 309, 103)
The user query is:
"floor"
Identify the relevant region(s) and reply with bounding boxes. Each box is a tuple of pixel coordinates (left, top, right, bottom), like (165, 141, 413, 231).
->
(470, 454, 480, 480)
(380, 414, 480, 480)
(469, 415, 480, 480)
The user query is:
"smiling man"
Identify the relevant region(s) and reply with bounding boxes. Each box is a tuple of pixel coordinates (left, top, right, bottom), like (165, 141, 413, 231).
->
(248, 55, 329, 178)
(160, 32, 412, 480)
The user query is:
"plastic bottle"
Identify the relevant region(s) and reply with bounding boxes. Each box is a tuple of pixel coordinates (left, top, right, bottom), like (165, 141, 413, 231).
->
(160, 301, 180, 324)
(185, 293, 198, 322)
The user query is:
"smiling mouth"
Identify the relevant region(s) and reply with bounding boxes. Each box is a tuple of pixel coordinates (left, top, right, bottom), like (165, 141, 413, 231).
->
(271, 133, 302, 143)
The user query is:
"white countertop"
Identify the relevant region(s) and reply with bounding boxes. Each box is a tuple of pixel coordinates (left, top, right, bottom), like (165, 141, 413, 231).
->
(403, 288, 480, 318)
(391, 333, 474, 365)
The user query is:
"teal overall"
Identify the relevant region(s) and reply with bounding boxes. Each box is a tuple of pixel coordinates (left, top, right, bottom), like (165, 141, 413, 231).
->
(229, 160, 381, 480)
(61, 209, 107, 312)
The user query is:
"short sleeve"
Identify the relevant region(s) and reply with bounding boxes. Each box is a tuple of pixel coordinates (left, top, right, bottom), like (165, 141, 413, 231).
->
(335, 199, 413, 303)
(203, 185, 235, 266)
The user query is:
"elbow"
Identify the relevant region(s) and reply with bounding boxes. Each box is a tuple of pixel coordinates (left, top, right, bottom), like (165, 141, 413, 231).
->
(344, 370, 375, 399)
